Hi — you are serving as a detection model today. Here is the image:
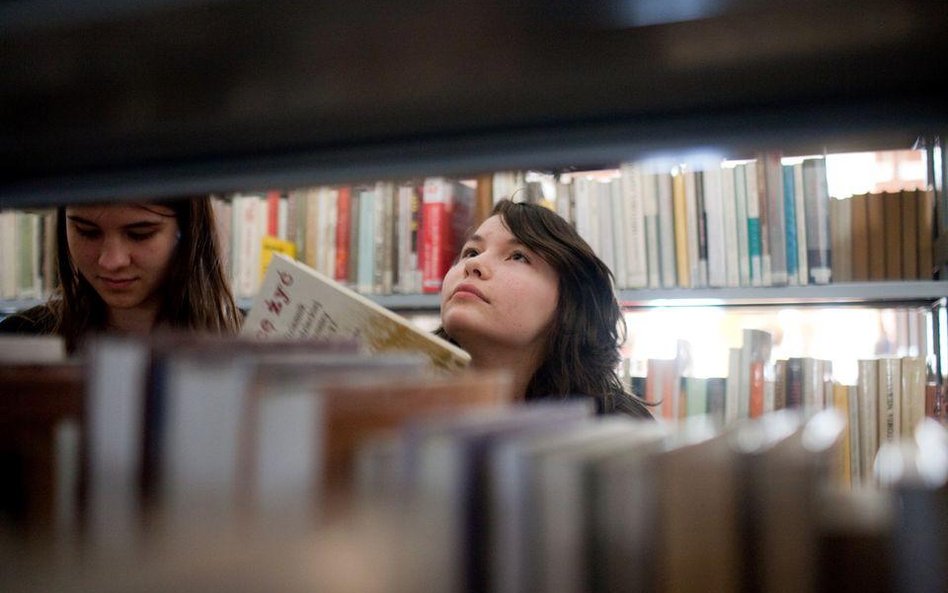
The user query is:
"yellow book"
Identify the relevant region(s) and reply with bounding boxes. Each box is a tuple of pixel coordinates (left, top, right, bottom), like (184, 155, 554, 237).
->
(831, 382, 852, 488)
(259, 235, 297, 281)
(672, 168, 690, 288)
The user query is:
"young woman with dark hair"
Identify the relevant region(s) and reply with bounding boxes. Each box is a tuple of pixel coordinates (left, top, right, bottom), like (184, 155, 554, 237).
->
(439, 199, 651, 417)
(0, 196, 242, 352)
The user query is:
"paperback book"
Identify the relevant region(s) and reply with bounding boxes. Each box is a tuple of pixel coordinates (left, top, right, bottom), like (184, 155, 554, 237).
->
(241, 253, 470, 372)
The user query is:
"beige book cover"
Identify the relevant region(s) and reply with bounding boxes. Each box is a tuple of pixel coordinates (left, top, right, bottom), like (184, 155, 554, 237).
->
(242, 253, 470, 372)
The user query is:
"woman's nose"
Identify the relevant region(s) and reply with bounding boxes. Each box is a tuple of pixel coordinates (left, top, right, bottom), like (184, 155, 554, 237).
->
(463, 253, 487, 278)
(97, 237, 131, 270)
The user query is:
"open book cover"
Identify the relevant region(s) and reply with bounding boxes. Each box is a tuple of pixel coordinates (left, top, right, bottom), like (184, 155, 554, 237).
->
(241, 253, 471, 372)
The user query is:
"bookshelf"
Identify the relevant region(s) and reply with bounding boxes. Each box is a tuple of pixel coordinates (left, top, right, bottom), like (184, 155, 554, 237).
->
(2, 3, 948, 591)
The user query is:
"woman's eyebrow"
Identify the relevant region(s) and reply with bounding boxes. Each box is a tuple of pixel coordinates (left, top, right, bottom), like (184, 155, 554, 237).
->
(66, 214, 98, 226)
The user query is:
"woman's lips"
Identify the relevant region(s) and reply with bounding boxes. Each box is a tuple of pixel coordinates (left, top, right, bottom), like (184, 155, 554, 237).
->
(452, 283, 488, 302)
(99, 277, 136, 289)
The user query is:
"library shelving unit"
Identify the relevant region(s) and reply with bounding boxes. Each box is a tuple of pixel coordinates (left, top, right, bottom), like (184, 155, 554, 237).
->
(2, 9, 946, 287)
(2, 0, 947, 367)
(2, 3, 948, 591)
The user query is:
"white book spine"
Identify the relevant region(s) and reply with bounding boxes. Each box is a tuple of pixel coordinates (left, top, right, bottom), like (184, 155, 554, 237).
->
(720, 164, 741, 287)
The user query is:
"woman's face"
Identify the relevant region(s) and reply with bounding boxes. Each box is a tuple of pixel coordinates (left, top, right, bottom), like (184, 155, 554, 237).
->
(65, 203, 179, 315)
(441, 214, 559, 356)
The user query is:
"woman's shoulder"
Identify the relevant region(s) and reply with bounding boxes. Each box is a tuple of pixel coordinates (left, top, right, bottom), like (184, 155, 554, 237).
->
(0, 304, 57, 335)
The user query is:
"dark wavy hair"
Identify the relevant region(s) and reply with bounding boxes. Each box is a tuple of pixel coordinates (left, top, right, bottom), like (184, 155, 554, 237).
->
(439, 199, 651, 418)
(50, 196, 242, 352)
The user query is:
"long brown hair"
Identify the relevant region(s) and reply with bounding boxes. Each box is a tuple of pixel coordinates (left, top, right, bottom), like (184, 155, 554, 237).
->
(440, 199, 651, 417)
(52, 196, 241, 352)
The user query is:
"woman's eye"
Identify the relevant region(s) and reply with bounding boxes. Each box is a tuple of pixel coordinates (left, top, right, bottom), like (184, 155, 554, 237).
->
(127, 231, 156, 242)
(74, 227, 100, 239)
(511, 251, 530, 263)
(461, 247, 479, 258)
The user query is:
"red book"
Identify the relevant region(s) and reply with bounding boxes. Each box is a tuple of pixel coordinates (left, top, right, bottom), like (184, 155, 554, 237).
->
(265, 190, 281, 237)
(748, 361, 764, 418)
(421, 178, 452, 293)
(334, 186, 351, 282)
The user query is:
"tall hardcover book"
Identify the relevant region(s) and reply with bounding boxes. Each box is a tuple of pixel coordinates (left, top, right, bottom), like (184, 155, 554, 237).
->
(917, 189, 934, 279)
(642, 169, 662, 288)
(792, 162, 809, 285)
(742, 163, 763, 286)
(877, 357, 901, 445)
(356, 186, 377, 294)
(850, 193, 870, 281)
(866, 192, 886, 280)
(334, 186, 352, 283)
(684, 167, 708, 288)
(703, 166, 728, 288)
(761, 153, 788, 285)
(782, 164, 800, 285)
(899, 356, 926, 439)
(672, 168, 690, 288)
(242, 253, 471, 372)
(620, 163, 648, 288)
(231, 193, 266, 299)
(0, 209, 16, 298)
(856, 359, 879, 485)
(802, 158, 831, 284)
(900, 189, 919, 280)
(421, 177, 474, 294)
(830, 197, 852, 282)
(719, 163, 741, 287)
(883, 192, 903, 280)
(656, 171, 678, 288)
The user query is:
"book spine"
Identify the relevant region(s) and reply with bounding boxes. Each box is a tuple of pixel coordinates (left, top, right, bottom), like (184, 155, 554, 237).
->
(318, 187, 338, 278)
(672, 168, 690, 288)
(764, 153, 787, 285)
(785, 358, 804, 409)
(793, 162, 808, 285)
(422, 178, 451, 294)
(883, 192, 903, 280)
(621, 163, 648, 289)
(877, 358, 901, 446)
(900, 189, 919, 280)
(803, 159, 832, 284)
(610, 178, 628, 289)
(857, 359, 878, 485)
(850, 194, 870, 281)
(866, 192, 886, 280)
(694, 170, 709, 287)
(357, 187, 376, 294)
(642, 171, 662, 288)
(703, 167, 727, 288)
(334, 186, 352, 283)
(303, 188, 320, 269)
(917, 189, 934, 279)
(782, 164, 799, 285)
(656, 172, 678, 288)
(684, 168, 703, 287)
(742, 164, 763, 286)
(720, 164, 740, 287)
(900, 356, 925, 439)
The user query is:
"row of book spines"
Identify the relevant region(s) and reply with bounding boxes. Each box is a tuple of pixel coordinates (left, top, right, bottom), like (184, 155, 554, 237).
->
(216, 178, 478, 299)
(831, 189, 936, 282)
(563, 157, 832, 289)
(637, 357, 935, 422)
(634, 356, 939, 485)
(561, 159, 936, 290)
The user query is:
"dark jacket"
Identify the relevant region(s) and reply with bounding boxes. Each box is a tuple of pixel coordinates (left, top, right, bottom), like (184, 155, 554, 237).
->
(0, 304, 57, 335)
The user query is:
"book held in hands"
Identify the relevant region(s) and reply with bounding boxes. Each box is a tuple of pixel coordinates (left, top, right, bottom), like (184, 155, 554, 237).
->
(241, 253, 470, 372)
